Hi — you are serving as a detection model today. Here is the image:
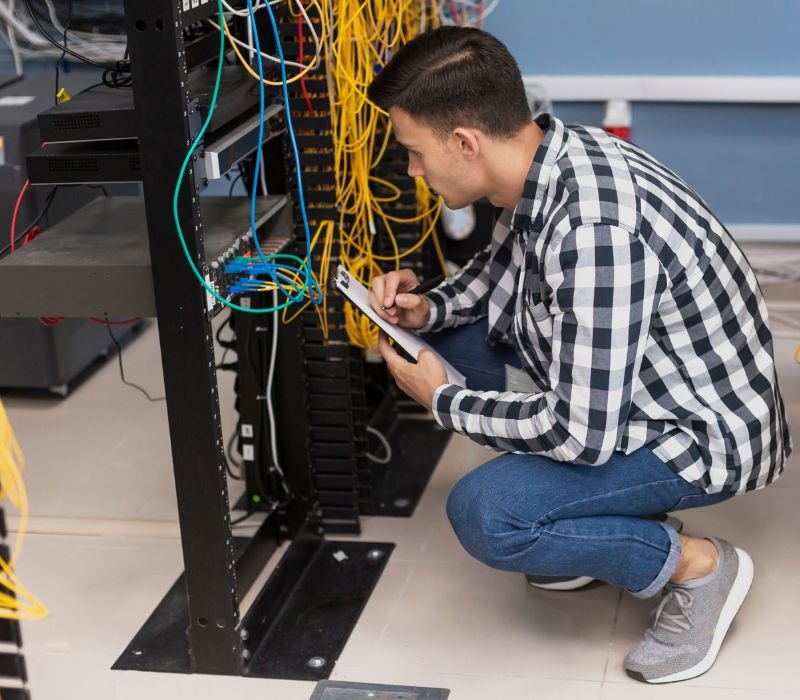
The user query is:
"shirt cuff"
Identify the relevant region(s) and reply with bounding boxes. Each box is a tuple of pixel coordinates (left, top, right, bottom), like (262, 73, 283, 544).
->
(431, 383, 465, 432)
(418, 290, 447, 333)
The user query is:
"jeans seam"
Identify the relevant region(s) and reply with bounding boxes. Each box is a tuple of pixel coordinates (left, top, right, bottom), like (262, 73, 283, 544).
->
(630, 523, 682, 598)
(457, 364, 506, 374)
(534, 525, 673, 554)
(532, 476, 696, 528)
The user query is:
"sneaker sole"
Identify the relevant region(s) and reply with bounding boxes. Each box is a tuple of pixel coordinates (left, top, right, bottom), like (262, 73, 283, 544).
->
(639, 547, 755, 684)
(527, 575, 596, 591)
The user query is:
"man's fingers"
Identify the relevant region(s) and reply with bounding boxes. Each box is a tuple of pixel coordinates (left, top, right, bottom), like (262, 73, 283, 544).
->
(371, 274, 399, 313)
(367, 289, 384, 318)
(371, 277, 385, 309)
(382, 275, 402, 310)
(371, 269, 420, 310)
(368, 289, 396, 321)
(377, 333, 405, 370)
(395, 293, 423, 309)
(396, 267, 421, 292)
(377, 332, 394, 358)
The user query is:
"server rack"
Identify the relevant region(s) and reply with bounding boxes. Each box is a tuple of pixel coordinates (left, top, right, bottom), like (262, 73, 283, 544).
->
(232, 6, 452, 536)
(102, 0, 393, 680)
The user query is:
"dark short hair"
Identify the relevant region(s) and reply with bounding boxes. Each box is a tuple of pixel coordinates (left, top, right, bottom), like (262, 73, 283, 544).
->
(367, 26, 531, 139)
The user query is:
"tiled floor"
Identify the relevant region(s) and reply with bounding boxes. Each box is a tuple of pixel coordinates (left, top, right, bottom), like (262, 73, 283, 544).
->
(2, 305, 800, 699)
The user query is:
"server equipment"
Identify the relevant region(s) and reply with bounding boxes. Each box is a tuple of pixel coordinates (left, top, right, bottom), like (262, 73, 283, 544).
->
(0, 73, 137, 394)
(10, 0, 449, 685)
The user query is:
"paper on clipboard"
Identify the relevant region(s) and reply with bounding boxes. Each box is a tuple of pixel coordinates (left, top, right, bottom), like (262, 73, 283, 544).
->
(334, 265, 467, 387)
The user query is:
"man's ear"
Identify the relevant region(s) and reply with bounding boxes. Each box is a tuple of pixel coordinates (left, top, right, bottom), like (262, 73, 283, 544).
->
(451, 127, 480, 160)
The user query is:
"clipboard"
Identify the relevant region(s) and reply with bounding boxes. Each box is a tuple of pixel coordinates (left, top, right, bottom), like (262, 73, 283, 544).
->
(334, 265, 467, 387)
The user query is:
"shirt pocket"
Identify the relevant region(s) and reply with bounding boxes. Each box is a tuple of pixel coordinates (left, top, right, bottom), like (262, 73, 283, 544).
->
(521, 260, 552, 334)
(527, 300, 554, 345)
(517, 298, 553, 388)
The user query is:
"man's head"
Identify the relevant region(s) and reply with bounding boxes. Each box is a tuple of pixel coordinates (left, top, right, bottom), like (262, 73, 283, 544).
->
(368, 27, 534, 209)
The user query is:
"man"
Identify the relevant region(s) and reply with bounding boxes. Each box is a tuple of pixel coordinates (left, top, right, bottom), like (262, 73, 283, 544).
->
(365, 27, 792, 684)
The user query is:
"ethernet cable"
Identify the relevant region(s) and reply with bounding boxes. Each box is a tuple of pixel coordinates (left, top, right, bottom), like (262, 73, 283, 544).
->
(173, 0, 320, 314)
(241, 0, 320, 297)
(216, 0, 324, 86)
(215, 1, 447, 340)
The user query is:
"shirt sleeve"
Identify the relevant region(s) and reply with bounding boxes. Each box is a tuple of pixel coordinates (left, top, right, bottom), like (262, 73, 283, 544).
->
(419, 243, 491, 333)
(430, 224, 669, 465)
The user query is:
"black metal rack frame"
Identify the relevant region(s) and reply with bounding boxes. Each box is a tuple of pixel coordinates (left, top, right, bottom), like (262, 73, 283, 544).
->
(111, 0, 391, 680)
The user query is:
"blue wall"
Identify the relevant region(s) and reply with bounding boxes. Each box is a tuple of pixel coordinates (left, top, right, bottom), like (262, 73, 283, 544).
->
(486, 0, 800, 75)
(550, 103, 800, 225)
(485, 1, 800, 226)
(3, 2, 799, 224)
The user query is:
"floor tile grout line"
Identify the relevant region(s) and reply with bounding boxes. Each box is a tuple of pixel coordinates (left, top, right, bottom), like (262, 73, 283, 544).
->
(600, 587, 624, 684)
(375, 562, 416, 645)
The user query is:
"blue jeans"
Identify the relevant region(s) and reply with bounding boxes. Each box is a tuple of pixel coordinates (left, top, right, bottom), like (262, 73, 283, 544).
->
(424, 321, 734, 598)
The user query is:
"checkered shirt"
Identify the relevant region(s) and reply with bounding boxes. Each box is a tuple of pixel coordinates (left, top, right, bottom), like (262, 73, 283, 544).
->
(423, 114, 791, 494)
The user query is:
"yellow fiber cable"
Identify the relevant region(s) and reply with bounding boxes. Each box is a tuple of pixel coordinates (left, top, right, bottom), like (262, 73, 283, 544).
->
(319, 0, 447, 349)
(225, 2, 447, 349)
(0, 401, 47, 620)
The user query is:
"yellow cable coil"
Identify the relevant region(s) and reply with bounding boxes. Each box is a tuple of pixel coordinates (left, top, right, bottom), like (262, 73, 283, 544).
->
(329, 0, 446, 349)
(0, 401, 47, 620)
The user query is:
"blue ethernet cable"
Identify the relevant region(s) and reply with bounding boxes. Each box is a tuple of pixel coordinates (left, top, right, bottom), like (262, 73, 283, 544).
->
(259, 0, 321, 303)
(172, 0, 318, 314)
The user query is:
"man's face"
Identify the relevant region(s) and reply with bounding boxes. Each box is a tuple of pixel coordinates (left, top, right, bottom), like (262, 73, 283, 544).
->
(389, 107, 479, 210)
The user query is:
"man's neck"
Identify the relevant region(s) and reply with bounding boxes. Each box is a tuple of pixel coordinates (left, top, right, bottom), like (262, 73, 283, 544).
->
(484, 121, 544, 210)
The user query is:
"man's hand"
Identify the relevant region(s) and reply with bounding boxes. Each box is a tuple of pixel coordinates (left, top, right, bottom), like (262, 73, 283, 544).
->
(369, 268, 431, 329)
(377, 333, 448, 409)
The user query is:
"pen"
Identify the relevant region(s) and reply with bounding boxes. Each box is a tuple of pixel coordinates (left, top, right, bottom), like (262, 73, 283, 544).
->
(379, 276, 443, 311)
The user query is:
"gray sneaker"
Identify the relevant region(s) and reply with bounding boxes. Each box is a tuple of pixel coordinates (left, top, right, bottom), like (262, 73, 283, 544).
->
(526, 515, 684, 591)
(624, 537, 754, 683)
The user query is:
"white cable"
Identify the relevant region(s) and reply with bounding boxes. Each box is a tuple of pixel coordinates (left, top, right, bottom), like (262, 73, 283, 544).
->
(266, 289, 292, 500)
(258, 152, 268, 195)
(0, 2, 49, 46)
(208, 18, 315, 71)
(0, 0, 125, 60)
(366, 426, 392, 464)
(246, 6, 254, 64)
(4, 0, 22, 74)
(213, 0, 321, 72)
(220, 0, 281, 18)
(42, 0, 122, 52)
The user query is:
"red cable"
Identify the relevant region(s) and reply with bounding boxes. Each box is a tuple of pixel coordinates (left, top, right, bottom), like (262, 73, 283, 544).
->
(24, 226, 41, 244)
(36, 316, 140, 329)
(10, 179, 30, 254)
(298, 14, 314, 114)
(11, 144, 48, 254)
(449, 0, 462, 25)
(87, 317, 142, 326)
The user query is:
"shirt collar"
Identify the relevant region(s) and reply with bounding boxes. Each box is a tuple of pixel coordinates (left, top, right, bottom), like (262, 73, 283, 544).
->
(511, 114, 569, 233)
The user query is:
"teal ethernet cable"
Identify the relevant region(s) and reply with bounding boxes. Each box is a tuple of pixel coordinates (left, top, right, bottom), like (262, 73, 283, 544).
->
(172, 0, 319, 314)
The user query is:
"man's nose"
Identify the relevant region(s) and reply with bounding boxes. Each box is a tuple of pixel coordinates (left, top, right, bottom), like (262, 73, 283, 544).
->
(407, 160, 423, 178)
